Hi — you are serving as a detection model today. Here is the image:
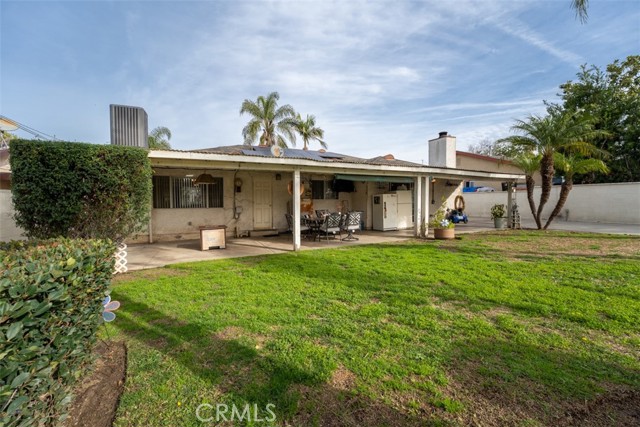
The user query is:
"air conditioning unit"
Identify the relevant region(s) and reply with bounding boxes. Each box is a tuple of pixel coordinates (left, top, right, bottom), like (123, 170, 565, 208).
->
(110, 104, 148, 148)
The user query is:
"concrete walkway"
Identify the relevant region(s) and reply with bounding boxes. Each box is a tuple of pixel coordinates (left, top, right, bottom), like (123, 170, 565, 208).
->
(125, 219, 638, 271)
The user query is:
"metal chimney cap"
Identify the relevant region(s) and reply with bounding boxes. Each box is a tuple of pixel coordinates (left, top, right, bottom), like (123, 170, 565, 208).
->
(438, 131, 448, 137)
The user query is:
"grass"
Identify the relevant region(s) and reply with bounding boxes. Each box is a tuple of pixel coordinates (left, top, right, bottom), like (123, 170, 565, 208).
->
(108, 231, 640, 426)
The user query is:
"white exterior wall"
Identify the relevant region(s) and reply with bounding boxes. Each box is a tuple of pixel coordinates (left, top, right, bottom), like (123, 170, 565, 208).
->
(0, 190, 25, 241)
(463, 182, 640, 224)
(428, 135, 456, 168)
(144, 170, 363, 242)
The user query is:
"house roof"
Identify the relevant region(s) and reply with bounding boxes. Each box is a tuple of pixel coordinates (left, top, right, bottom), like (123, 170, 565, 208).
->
(150, 145, 524, 181)
(192, 145, 422, 167)
(456, 151, 513, 164)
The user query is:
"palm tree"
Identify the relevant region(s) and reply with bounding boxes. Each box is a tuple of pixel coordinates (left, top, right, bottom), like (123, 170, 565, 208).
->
(240, 92, 296, 148)
(511, 152, 542, 228)
(292, 114, 326, 151)
(499, 107, 604, 229)
(571, 0, 589, 23)
(148, 126, 172, 150)
(544, 152, 608, 228)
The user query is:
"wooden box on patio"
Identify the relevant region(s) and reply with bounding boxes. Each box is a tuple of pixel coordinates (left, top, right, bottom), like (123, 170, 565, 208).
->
(199, 225, 227, 250)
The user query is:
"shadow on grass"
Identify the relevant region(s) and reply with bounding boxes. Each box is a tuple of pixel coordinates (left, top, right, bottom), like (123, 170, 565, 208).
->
(113, 293, 433, 426)
(446, 335, 640, 425)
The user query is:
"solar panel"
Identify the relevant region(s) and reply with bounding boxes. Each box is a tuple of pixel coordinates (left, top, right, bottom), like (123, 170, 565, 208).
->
(240, 147, 346, 161)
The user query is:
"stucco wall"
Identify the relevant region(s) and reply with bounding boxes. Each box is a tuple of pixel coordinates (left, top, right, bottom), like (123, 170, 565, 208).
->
(0, 190, 25, 241)
(463, 182, 640, 224)
(144, 170, 362, 242)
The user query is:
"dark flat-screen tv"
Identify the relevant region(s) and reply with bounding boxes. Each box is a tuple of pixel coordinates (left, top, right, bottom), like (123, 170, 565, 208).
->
(332, 179, 355, 193)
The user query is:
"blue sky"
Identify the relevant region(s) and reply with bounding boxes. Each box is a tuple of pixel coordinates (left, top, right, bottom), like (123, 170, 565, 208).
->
(1, 0, 638, 161)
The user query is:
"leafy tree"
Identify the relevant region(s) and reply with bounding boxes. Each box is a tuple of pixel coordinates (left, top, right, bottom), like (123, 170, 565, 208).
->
(499, 107, 605, 229)
(467, 138, 526, 159)
(292, 114, 326, 151)
(240, 92, 296, 148)
(467, 138, 497, 156)
(148, 126, 172, 150)
(545, 152, 608, 228)
(556, 55, 640, 183)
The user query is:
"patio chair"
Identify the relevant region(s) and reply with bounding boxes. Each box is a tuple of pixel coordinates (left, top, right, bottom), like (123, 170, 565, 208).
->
(285, 213, 310, 237)
(320, 212, 342, 241)
(315, 209, 330, 218)
(341, 211, 361, 241)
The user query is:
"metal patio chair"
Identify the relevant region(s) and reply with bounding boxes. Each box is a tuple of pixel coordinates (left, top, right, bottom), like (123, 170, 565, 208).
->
(320, 212, 342, 241)
(341, 211, 361, 241)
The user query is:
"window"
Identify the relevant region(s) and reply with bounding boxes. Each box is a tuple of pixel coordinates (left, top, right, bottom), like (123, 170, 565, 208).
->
(153, 176, 223, 208)
(311, 180, 337, 200)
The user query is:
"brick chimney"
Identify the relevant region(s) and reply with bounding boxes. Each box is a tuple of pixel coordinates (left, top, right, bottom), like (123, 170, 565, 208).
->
(428, 131, 456, 168)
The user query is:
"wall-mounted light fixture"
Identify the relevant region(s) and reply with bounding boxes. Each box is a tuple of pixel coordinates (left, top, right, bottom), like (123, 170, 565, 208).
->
(275, 173, 282, 181)
(234, 178, 243, 193)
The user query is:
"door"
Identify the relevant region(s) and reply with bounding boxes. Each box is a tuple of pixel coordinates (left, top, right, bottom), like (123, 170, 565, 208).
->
(253, 177, 272, 229)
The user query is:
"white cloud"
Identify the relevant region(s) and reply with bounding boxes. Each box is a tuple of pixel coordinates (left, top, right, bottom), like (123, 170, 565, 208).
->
(3, 0, 634, 162)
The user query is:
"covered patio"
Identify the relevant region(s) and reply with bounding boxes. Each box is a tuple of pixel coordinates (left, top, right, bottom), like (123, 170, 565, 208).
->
(125, 221, 495, 271)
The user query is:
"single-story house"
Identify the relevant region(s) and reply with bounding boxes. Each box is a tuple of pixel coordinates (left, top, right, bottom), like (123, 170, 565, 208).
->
(139, 131, 523, 250)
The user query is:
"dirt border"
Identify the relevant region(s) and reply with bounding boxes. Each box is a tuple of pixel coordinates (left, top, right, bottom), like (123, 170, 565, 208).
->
(64, 341, 127, 427)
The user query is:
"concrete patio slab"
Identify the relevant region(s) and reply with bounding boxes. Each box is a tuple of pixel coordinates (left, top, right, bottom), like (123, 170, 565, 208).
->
(124, 219, 638, 271)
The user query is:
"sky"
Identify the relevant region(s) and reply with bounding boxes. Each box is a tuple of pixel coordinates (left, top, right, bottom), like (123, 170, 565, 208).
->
(1, 0, 639, 162)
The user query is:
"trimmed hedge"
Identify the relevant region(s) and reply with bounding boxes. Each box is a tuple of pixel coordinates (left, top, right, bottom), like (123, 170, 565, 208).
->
(0, 238, 116, 426)
(10, 140, 152, 242)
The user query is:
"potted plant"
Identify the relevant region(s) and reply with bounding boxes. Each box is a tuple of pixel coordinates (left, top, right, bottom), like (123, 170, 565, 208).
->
(491, 204, 507, 229)
(430, 201, 455, 239)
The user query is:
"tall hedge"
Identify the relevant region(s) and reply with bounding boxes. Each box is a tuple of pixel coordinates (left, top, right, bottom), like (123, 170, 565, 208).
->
(0, 238, 116, 426)
(10, 140, 152, 242)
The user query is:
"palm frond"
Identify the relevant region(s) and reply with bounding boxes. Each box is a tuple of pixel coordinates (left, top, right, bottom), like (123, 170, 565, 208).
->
(571, 0, 589, 24)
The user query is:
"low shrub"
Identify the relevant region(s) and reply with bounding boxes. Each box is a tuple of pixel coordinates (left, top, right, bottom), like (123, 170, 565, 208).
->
(0, 238, 116, 426)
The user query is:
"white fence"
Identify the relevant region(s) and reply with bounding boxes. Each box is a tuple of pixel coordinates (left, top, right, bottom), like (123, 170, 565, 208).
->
(0, 190, 25, 241)
(463, 182, 640, 224)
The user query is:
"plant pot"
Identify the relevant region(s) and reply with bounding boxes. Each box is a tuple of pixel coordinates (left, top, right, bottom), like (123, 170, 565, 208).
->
(434, 228, 455, 240)
(494, 217, 507, 229)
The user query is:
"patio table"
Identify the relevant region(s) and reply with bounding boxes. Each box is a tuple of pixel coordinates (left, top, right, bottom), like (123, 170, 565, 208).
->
(305, 217, 325, 241)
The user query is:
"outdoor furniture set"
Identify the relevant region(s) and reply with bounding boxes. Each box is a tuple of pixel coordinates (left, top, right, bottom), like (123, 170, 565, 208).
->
(285, 211, 362, 241)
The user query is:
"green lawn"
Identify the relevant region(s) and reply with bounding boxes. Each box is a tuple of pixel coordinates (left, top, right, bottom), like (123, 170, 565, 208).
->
(108, 231, 640, 426)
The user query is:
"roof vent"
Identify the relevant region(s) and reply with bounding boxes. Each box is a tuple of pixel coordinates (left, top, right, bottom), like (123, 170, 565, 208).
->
(318, 149, 326, 153)
(383, 154, 395, 160)
(438, 131, 448, 138)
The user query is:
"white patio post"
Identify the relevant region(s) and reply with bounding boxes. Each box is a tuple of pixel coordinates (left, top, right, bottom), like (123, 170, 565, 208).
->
(293, 169, 301, 251)
(423, 177, 430, 235)
(506, 182, 513, 228)
(414, 176, 422, 237)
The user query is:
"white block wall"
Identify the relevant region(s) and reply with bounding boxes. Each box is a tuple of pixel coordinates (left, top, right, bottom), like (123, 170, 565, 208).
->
(463, 182, 640, 224)
(0, 190, 25, 241)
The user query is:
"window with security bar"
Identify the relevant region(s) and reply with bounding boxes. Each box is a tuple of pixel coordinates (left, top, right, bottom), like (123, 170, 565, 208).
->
(311, 180, 337, 200)
(152, 176, 223, 208)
